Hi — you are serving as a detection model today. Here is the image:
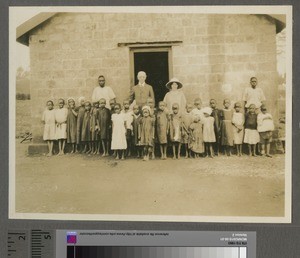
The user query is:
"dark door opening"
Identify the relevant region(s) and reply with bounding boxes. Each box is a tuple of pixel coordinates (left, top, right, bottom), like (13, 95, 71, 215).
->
(133, 50, 170, 105)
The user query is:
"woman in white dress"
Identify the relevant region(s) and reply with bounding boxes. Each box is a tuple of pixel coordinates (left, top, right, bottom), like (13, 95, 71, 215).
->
(163, 78, 186, 115)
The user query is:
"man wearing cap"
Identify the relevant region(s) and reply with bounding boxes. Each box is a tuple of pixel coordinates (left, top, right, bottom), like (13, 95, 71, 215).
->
(243, 77, 266, 112)
(129, 71, 155, 108)
(92, 75, 116, 110)
(163, 78, 186, 115)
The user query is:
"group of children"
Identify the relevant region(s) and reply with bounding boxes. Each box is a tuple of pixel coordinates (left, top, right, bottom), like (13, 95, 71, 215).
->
(42, 96, 278, 160)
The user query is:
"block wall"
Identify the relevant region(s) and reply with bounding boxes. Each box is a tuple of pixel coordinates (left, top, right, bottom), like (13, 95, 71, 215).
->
(28, 13, 278, 142)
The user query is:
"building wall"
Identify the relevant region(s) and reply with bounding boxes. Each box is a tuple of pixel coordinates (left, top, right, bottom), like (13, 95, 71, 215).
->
(28, 13, 278, 142)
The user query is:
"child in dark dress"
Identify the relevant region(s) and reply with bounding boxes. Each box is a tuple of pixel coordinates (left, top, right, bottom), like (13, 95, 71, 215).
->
(90, 101, 100, 154)
(97, 98, 111, 156)
(121, 99, 133, 157)
(220, 99, 234, 156)
(169, 103, 182, 159)
(76, 97, 85, 152)
(139, 106, 155, 161)
(209, 99, 221, 156)
(156, 101, 169, 160)
(181, 103, 193, 158)
(81, 101, 92, 154)
(244, 104, 260, 156)
(66, 98, 78, 153)
(131, 105, 142, 158)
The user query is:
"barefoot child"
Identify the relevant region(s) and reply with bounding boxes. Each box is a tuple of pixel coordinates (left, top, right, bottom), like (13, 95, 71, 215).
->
(181, 103, 193, 158)
(156, 101, 169, 159)
(244, 104, 260, 156)
(90, 101, 100, 154)
(257, 105, 274, 157)
(202, 107, 216, 158)
(220, 99, 234, 156)
(76, 97, 85, 152)
(111, 103, 127, 160)
(232, 102, 244, 156)
(139, 106, 155, 161)
(81, 101, 92, 154)
(55, 98, 68, 155)
(131, 105, 142, 158)
(146, 97, 156, 159)
(42, 100, 56, 156)
(66, 98, 78, 154)
(189, 116, 204, 158)
(97, 98, 111, 156)
(209, 99, 221, 156)
(121, 99, 133, 157)
(169, 103, 182, 159)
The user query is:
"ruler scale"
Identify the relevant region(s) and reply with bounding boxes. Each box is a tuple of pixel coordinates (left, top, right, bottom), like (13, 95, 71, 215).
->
(7, 230, 29, 258)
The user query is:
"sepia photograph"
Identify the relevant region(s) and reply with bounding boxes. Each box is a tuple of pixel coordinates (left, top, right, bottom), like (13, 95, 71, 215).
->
(9, 6, 292, 222)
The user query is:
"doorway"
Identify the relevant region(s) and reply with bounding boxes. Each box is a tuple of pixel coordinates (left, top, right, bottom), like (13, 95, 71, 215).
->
(130, 47, 172, 105)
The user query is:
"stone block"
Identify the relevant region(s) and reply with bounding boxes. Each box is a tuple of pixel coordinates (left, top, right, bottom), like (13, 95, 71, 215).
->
(81, 59, 102, 69)
(65, 70, 87, 79)
(257, 43, 275, 53)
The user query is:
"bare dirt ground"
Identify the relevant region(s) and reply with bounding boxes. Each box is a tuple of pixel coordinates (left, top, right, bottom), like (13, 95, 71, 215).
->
(14, 142, 285, 218)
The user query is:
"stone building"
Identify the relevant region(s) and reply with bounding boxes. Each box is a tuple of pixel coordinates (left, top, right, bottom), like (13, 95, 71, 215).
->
(16, 12, 285, 150)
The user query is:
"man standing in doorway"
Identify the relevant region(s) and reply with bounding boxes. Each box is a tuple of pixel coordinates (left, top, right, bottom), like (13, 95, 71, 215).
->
(129, 71, 155, 108)
(243, 77, 266, 112)
(92, 75, 116, 110)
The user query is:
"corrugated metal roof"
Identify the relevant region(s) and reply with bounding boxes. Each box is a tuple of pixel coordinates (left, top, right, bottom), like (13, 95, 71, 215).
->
(16, 13, 286, 46)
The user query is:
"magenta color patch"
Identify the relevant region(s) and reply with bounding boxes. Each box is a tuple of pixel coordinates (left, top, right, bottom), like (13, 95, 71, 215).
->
(67, 235, 77, 244)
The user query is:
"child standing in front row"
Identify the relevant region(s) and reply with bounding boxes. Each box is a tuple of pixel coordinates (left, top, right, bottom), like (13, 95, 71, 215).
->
(111, 103, 127, 160)
(202, 107, 216, 158)
(76, 97, 86, 153)
(210, 99, 221, 156)
(42, 100, 56, 156)
(90, 101, 100, 154)
(55, 98, 68, 155)
(257, 105, 274, 157)
(121, 99, 133, 157)
(181, 103, 194, 158)
(139, 106, 155, 161)
(232, 102, 244, 157)
(244, 104, 260, 156)
(81, 101, 92, 154)
(98, 98, 111, 156)
(189, 116, 204, 158)
(66, 98, 78, 154)
(220, 99, 234, 156)
(131, 105, 142, 158)
(169, 103, 182, 159)
(156, 101, 169, 160)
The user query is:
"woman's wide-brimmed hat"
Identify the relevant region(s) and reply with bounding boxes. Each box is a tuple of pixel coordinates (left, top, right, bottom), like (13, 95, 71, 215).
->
(165, 78, 183, 90)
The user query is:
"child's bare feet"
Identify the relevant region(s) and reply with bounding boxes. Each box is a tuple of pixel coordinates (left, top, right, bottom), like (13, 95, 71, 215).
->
(266, 154, 272, 158)
(46, 152, 52, 157)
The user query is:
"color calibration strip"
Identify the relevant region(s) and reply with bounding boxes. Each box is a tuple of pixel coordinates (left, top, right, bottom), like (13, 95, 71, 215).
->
(67, 246, 247, 258)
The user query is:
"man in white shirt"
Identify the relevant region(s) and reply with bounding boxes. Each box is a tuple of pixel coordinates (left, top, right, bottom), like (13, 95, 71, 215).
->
(243, 77, 266, 111)
(91, 75, 116, 109)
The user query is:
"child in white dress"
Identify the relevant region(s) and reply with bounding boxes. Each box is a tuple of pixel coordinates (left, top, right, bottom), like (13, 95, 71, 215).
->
(202, 107, 216, 158)
(42, 100, 56, 156)
(55, 98, 68, 155)
(232, 102, 244, 156)
(111, 103, 127, 160)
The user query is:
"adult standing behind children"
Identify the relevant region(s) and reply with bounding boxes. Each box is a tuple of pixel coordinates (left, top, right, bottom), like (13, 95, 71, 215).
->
(163, 78, 186, 115)
(243, 77, 266, 112)
(92, 75, 116, 110)
(129, 71, 155, 108)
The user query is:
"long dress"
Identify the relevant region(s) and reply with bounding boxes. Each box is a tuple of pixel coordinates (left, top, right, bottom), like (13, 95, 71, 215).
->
(55, 107, 68, 139)
(169, 114, 182, 142)
(132, 114, 142, 146)
(211, 108, 221, 143)
(97, 107, 111, 140)
(81, 111, 91, 142)
(42, 109, 56, 141)
(181, 112, 193, 144)
(163, 90, 187, 115)
(232, 112, 244, 144)
(90, 107, 99, 141)
(220, 109, 234, 146)
(189, 122, 204, 153)
(76, 106, 85, 144)
(66, 108, 77, 144)
(202, 116, 216, 143)
(139, 116, 155, 146)
(111, 113, 127, 150)
(156, 110, 169, 144)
